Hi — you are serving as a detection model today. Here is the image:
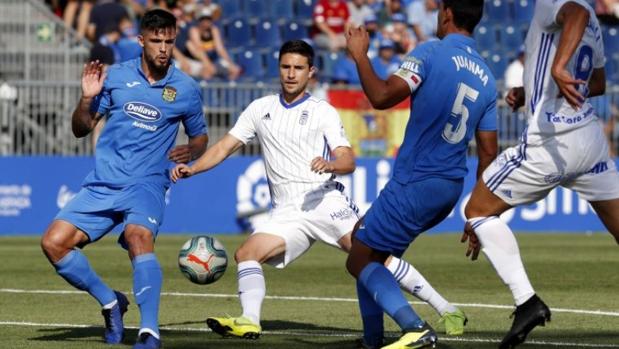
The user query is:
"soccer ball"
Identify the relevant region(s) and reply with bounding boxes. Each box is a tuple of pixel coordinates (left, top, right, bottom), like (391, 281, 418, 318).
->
(178, 236, 228, 285)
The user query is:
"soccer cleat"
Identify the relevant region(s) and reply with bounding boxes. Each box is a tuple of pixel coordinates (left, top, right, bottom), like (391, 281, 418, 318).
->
(133, 333, 162, 349)
(438, 308, 468, 336)
(102, 291, 129, 344)
(206, 315, 261, 339)
(499, 294, 551, 349)
(381, 323, 437, 349)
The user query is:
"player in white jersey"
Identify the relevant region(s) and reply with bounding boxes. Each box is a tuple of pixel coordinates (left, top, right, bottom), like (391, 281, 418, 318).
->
(171, 40, 467, 343)
(461, 1, 619, 348)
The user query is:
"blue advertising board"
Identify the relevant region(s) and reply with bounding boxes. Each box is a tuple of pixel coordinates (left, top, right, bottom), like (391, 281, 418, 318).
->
(0, 156, 613, 235)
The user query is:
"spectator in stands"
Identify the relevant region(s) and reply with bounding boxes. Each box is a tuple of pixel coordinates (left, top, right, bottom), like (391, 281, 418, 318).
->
(385, 13, 416, 54)
(313, 0, 351, 52)
(504, 47, 525, 91)
(370, 39, 402, 79)
(333, 52, 361, 85)
(184, 8, 240, 80)
(116, 16, 142, 62)
(87, 0, 129, 42)
(407, 0, 439, 42)
(64, 0, 94, 40)
(376, 0, 405, 26)
(364, 14, 384, 59)
(348, 0, 374, 27)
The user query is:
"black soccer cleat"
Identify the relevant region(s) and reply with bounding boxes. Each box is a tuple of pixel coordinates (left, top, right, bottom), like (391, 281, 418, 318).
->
(499, 294, 551, 349)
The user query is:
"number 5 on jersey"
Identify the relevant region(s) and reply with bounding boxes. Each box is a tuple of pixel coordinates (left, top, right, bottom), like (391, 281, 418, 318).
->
(442, 83, 479, 144)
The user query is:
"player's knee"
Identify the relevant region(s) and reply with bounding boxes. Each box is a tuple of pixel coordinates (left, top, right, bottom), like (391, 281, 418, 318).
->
(464, 201, 484, 220)
(234, 245, 255, 263)
(123, 229, 153, 250)
(345, 254, 360, 278)
(41, 230, 71, 261)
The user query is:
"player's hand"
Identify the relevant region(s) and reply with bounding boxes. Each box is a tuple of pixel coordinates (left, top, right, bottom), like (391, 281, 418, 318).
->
(505, 87, 525, 111)
(552, 67, 586, 110)
(461, 221, 481, 261)
(310, 156, 334, 174)
(168, 144, 192, 164)
(345, 26, 370, 61)
(81, 60, 106, 99)
(170, 164, 194, 183)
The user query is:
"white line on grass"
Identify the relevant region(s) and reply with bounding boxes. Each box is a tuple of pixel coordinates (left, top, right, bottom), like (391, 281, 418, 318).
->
(1, 320, 618, 348)
(2, 288, 619, 318)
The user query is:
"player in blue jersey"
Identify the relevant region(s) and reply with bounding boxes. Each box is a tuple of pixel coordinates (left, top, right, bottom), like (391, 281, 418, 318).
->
(40, 9, 208, 349)
(345, 0, 496, 348)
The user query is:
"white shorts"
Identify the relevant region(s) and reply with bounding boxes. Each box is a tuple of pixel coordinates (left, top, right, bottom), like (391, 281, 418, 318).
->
(483, 121, 619, 206)
(253, 191, 359, 269)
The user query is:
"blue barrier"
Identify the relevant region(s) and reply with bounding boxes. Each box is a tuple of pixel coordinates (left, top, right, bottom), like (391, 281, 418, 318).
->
(0, 156, 615, 235)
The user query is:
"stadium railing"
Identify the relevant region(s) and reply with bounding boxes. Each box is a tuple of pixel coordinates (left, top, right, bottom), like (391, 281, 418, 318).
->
(1, 80, 617, 156)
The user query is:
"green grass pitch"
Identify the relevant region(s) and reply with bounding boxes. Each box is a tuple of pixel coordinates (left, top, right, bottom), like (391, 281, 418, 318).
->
(0, 233, 618, 348)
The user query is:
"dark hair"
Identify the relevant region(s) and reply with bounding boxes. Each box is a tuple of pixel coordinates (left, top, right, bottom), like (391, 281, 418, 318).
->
(443, 0, 484, 34)
(140, 9, 176, 33)
(279, 40, 314, 67)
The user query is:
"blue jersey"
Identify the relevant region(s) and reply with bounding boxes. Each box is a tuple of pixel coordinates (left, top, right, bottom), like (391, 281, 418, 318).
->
(391, 34, 497, 183)
(87, 58, 207, 188)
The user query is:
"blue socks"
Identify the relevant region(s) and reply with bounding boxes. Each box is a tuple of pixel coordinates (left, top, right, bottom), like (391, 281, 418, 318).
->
(132, 253, 162, 338)
(357, 280, 384, 347)
(54, 249, 116, 306)
(358, 262, 424, 332)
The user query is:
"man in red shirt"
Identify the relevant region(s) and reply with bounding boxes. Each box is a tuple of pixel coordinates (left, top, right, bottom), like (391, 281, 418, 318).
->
(313, 0, 351, 51)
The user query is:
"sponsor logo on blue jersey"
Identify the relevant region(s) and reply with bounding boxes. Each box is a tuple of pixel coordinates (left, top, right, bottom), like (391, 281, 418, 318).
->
(123, 102, 163, 123)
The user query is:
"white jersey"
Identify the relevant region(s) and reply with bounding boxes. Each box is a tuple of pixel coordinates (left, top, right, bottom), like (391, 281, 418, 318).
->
(523, 0, 606, 144)
(229, 93, 351, 208)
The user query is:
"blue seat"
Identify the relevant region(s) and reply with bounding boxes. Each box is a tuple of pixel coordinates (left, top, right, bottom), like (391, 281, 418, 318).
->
(226, 18, 252, 47)
(513, 0, 535, 24)
(606, 57, 619, 83)
(244, 0, 269, 19)
(316, 50, 341, 81)
(487, 53, 508, 80)
(474, 24, 496, 51)
(265, 50, 280, 80)
(237, 50, 265, 79)
(270, 0, 294, 18)
(603, 26, 619, 56)
(218, 0, 242, 18)
(255, 19, 281, 47)
(486, 0, 512, 23)
(281, 20, 309, 42)
(296, 0, 315, 23)
(500, 25, 523, 50)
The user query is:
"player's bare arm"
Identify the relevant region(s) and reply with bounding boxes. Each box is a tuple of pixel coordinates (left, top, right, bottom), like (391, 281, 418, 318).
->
(171, 133, 242, 182)
(475, 130, 498, 179)
(345, 26, 410, 109)
(505, 87, 525, 111)
(168, 134, 209, 164)
(310, 146, 355, 175)
(552, 2, 590, 109)
(72, 60, 106, 138)
(587, 67, 606, 98)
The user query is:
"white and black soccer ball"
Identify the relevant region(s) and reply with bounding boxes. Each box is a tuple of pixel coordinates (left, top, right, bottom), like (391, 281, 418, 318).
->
(178, 236, 228, 285)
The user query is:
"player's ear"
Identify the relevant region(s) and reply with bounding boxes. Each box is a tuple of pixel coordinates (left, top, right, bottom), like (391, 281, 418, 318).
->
(137, 35, 145, 48)
(309, 66, 317, 78)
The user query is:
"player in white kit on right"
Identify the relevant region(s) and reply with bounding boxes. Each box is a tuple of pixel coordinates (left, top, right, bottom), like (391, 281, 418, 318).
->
(462, 0, 619, 348)
(171, 40, 467, 343)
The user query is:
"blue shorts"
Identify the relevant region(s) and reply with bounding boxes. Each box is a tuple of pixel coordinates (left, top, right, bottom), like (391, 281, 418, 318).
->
(55, 183, 166, 249)
(356, 177, 463, 257)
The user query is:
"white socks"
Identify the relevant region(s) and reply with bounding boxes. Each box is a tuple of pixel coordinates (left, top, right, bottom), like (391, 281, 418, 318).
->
(237, 260, 265, 325)
(386, 257, 457, 315)
(469, 216, 535, 306)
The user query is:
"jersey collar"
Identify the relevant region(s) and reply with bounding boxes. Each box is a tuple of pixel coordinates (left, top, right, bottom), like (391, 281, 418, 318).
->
(443, 33, 476, 49)
(136, 57, 176, 87)
(279, 92, 311, 109)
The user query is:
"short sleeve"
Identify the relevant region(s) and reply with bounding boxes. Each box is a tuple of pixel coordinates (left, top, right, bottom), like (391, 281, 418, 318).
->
(392, 42, 433, 93)
(477, 95, 498, 131)
(539, 0, 590, 30)
(229, 101, 258, 144)
(183, 86, 208, 137)
(319, 102, 351, 150)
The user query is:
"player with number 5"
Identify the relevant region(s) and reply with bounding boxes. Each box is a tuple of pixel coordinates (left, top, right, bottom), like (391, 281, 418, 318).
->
(344, 0, 497, 348)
